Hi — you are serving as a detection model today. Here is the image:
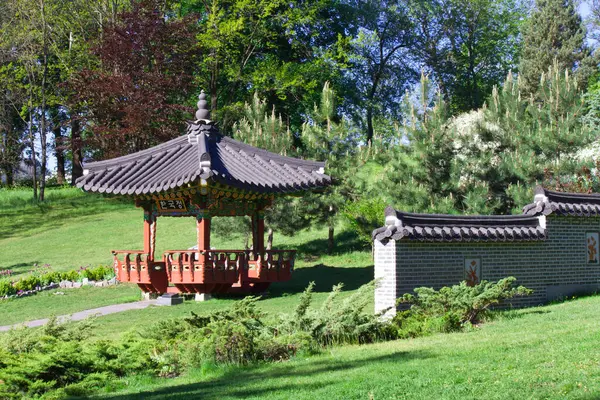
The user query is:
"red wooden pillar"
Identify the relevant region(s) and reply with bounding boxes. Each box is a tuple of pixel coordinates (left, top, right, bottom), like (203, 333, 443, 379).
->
(197, 211, 211, 265)
(143, 210, 156, 261)
(252, 210, 265, 253)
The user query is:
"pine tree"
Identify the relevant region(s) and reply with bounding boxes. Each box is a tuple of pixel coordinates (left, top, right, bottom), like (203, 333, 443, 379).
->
(232, 93, 293, 154)
(379, 73, 457, 214)
(456, 61, 594, 212)
(301, 82, 355, 252)
(519, 0, 596, 97)
(233, 93, 298, 250)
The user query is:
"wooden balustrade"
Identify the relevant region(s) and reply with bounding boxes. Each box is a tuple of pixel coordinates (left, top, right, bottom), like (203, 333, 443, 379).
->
(112, 249, 295, 294)
(111, 250, 168, 293)
(163, 250, 244, 285)
(247, 250, 296, 282)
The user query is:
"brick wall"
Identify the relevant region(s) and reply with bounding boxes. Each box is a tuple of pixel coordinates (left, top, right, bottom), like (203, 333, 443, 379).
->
(374, 215, 600, 316)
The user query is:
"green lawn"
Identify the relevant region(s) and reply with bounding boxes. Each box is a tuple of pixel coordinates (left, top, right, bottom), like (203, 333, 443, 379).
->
(0, 187, 367, 275)
(95, 295, 600, 399)
(0, 284, 142, 326)
(6, 187, 600, 400)
(0, 187, 372, 332)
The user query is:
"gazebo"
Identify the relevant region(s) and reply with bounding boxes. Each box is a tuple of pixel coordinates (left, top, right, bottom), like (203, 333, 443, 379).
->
(76, 92, 331, 295)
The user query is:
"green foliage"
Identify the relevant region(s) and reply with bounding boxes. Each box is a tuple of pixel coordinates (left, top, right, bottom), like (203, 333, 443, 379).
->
(233, 92, 293, 155)
(13, 275, 41, 291)
(187, 0, 344, 133)
(393, 277, 533, 338)
(0, 264, 115, 298)
(278, 281, 395, 346)
(409, 0, 525, 114)
(342, 197, 386, 246)
(0, 280, 392, 398)
(378, 62, 595, 216)
(80, 265, 114, 281)
(378, 73, 457, 214)
(0, 279, 15, 296)
(519, 0, 596, 97)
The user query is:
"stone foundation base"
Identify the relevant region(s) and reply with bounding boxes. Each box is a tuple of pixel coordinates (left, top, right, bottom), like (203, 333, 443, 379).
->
(156, 293, 183, 306)
(195, 293, 212, 302)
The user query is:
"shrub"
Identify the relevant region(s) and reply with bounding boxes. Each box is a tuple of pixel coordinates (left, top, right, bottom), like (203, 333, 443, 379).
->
(0, 280, 16, 297)
(13, 275, 41, 292)
(0, 264, 117, 301)
(277, 281, 396, 346)
(0, 281, 395, 398)
(393, 277, 532, 337)
(342, 197, 387, 246)
(59, 270, 80, 282)
(39, 272, 63, 286)
(81, 265, 114, 281)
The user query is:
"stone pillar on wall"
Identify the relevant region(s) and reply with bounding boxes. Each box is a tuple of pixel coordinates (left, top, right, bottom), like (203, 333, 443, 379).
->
(374, 239, 397, 319)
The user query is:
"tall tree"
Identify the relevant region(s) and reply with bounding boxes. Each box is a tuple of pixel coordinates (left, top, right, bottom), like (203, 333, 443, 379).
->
(233, 92, 298, 249)
(519, 0, 596, 97)
(409, 0, 524, 114)
(0, 0, 54, 199)
(0, 88, 25, 186)
(179, 0, 349, 134)
(301, 82, 356, 252)
(69, 0, 200, 159)
(345, 0, 415, 145)
(378, 73, 456, 214)
(233, 93, 293, 155)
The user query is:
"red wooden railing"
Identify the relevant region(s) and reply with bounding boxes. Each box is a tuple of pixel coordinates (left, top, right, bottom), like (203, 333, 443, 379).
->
(111, 250, 168, 293)
(246, 250, 296, 282)
(112, 249, 296, 294)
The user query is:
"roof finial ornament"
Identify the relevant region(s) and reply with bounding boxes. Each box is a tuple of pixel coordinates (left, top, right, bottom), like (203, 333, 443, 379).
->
(195, 90, 212, 123)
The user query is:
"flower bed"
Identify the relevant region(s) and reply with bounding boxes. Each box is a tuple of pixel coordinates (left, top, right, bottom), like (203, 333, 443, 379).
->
(0, 264, 116, 299)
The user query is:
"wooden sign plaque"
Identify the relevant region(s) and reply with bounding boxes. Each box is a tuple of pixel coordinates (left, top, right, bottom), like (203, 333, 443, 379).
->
(156, 198, 188, 212)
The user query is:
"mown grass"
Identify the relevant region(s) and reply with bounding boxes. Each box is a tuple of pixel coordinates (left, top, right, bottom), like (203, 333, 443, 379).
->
(3, 188, 600, 399)
(0, 187, 367, 276)
(94, 295, 600, 399)
(0, 187, 372, 331)
(0, 284, 142, 326)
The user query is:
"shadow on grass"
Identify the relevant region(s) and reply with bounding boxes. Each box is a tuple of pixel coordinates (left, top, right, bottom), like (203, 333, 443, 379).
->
(293, 229, 369, 258)
(2, 261, 41, 275)
(214, 263, 373, 301)
(103, 350, 431, 400)
(271, 264, 374, 296)
(492, 308, 551, 322)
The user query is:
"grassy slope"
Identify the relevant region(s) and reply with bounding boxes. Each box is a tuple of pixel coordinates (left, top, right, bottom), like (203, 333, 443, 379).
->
(0, 187, 372, 331)
(0, 284, 142, 326)
(97, 296, 600, 400)
(3, 188, 600, 399)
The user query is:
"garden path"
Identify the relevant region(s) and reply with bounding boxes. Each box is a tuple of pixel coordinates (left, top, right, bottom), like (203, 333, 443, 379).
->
(0, 299, 158, 331)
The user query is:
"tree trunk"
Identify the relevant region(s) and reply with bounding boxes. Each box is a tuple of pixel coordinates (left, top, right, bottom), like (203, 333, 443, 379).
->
(244, 228, 250, 250)
(366, 105, 374, 146)
(70, 118, 83, 185)
(5, 169, 13, 186)
(266, 227, 273, 250)
(53, 109, 65, 185)
(38, 0, 48, 201)
(28, 105, 38, 201)
(328, 223, 334, 254)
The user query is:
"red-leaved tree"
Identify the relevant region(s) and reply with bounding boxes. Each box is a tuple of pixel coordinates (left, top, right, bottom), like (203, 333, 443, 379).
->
(69, 0, 199, 159)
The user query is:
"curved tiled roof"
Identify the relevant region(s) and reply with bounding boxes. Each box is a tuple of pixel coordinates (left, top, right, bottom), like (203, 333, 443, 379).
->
(523, 186, 600, 217)
(373, 206, 546, 243)
(76, 122, 331, 195)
